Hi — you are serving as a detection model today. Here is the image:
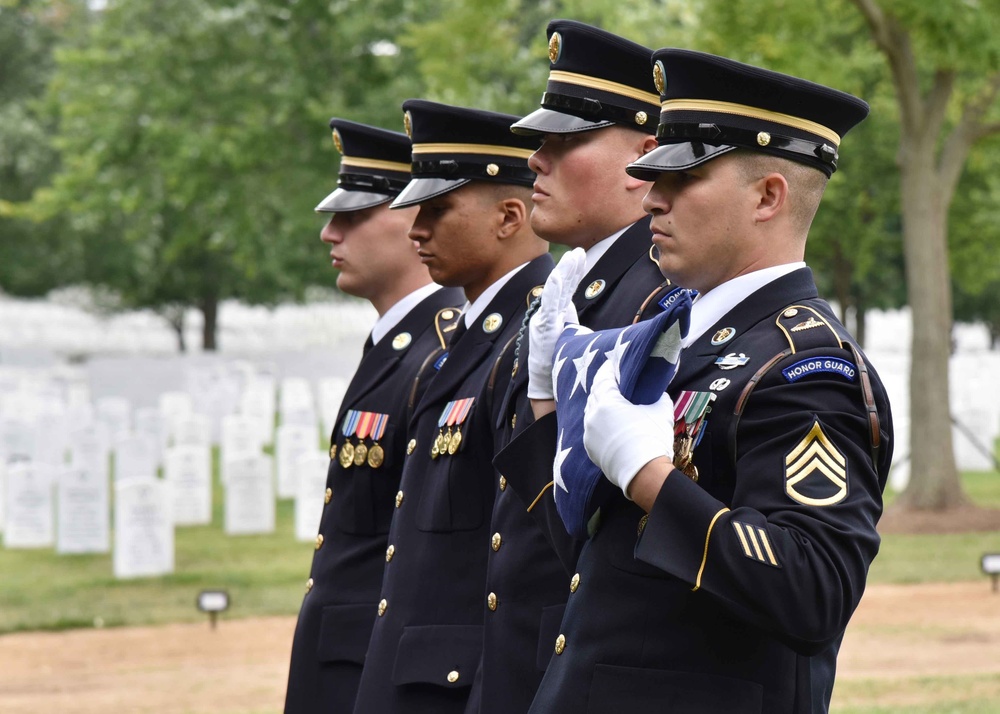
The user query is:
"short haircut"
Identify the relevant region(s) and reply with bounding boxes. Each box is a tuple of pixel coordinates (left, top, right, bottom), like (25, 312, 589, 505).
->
(732, 150, 828, 235)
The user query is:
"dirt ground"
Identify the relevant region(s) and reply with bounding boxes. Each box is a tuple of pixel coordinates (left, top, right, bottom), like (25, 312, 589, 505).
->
(0, 580, 998, 714)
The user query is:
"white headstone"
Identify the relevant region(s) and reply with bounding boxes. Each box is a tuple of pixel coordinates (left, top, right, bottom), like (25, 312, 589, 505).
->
(241, 381, 276, 446)
(224, 454, 274, 535)
(953, 409, 998, 472)
(57, 466, 110, 554)
(220, 414, 262, 482)
(134, 407, 168, 461)
(170, 413, 212, 448)
(114, 434, 159, 481)
(96, 396, 132, 441)
(276, 423, 319, 499)
(69, 423, 110, 480)
(0, 417, 36, 463)
(164, 444, 212, 526)
(294, 451, 330, 541)
(4, 462, 55, 548)
(113, 478, 174, 579)
(158, 391, 193, 424)
(32, 411, 69, 468)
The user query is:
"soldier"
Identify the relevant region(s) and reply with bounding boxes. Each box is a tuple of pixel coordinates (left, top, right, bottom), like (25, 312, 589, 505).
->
(283, 119, 464, 714)
(477, 20, 674, 714)
(350, 101, 553, 714)
(527, 49, 893, 713)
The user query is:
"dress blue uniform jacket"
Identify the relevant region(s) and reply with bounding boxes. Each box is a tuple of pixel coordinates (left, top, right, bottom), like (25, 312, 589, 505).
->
(283, 286, 464, 714)
(351, 253, 554, 714)
(469, 217, 672, 714)
(514, 268, 892, 713)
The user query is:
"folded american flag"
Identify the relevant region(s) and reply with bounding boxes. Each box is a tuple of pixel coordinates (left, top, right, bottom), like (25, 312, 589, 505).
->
(552, 287, 693, 540)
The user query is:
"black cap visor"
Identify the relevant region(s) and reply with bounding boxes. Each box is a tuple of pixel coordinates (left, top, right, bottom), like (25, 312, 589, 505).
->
(314, 187, 394, 213)
(511, 106, 613, 136)
(625, 142, 738, 181)
(390, 177, 472, 209)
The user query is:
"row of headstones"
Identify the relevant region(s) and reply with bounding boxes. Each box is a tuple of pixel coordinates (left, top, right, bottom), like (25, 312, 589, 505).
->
(1, 449, 331, 578)
(870, 351, 1000, 490)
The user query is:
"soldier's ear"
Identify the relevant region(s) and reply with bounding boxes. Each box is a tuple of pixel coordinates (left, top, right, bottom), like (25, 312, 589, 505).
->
(624, 135, 661, 192)
(752, 172, 788, 224)
(496, 197, 528, 240)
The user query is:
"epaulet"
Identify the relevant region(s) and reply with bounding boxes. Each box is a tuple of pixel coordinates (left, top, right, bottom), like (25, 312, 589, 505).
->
(433, 307, 463, 350)
(774, 305, 844, 354)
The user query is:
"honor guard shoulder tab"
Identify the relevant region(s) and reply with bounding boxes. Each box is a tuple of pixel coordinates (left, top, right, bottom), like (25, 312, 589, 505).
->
(434, 307, 464, 350)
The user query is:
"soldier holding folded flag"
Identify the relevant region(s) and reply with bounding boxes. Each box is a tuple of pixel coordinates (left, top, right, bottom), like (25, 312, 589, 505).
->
(525, 49, 893, 714)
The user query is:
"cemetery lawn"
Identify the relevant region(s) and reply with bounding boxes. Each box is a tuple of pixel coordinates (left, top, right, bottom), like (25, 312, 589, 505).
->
(0, 449, 314, 634)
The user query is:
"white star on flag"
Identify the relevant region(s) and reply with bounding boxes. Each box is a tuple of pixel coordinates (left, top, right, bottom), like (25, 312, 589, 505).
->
(550, 287, 694, 540)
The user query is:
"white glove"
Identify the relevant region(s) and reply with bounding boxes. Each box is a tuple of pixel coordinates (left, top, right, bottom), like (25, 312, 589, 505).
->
(583, 360, 675, 498)
(527, 247, 587, 400)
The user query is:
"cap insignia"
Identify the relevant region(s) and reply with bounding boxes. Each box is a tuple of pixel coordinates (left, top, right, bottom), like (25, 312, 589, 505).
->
(332, 129, 344, 154)
(653, 61, 666, 95)
(548, 32, 562, 64)
(486, 163, 500, 176)
(635, 111, 648, 126)
(403, 111, 413, 139)
(757, 131, 771, 147)
(711, 327, 736, 345)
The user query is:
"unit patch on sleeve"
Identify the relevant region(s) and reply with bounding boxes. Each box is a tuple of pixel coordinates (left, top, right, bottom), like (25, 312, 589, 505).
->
(731, 520, 781, 568)
(784, 421, 848, 507)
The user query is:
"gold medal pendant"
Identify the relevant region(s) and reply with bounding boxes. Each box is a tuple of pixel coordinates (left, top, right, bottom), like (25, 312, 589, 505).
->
(431, 431, 443, 459)
(683, 462, 699, 483)
(354, 442, 368, 467)
(339, 441, 355, 469)
(441, 428, 453, 456)
(447, 427, 462, 455)
(368, 443, 385, 468)
(673, 434, 693, 470)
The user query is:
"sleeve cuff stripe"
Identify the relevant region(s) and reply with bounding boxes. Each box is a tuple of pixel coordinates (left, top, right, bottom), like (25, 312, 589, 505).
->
(692, 507, 730, 592)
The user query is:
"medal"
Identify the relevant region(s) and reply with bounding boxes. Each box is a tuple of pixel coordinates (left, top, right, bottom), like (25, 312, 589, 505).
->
(683, 462, 699, 483)
(339, 441, 355, 468)
(431, 433, 442, 458)
(353, 442, 368, 466)
(367, 444, 384, 468)
(671, 391, 716, 479)
(447, 427, 462, 455)
(441, 428, 453, 454)
(367, 413, 388, 468)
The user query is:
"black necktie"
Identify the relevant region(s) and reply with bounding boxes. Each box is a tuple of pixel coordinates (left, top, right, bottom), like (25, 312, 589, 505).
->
(448, 318, 468, 347)
(362, 333, 374, 357)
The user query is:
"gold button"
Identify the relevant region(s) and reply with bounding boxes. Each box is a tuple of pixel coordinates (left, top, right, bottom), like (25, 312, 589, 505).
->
(305, 577, 314, 592)
(329, 444, 337, 459)
(498, 475, 507, 491)
(378, 599, 387, 616)
(570, 573, 580, 593)
(406, 438, 416, 455)
(386, 544, 395, 562)
(554, 634, 566, 655)
(491, 532, 502, 551)
(324, 487, 332, 504)
(441, 309, 455, 320)
(487, 592, 498, 611)
(447, 670, 460, 683)
(510, 413, 517, 429)
(395, 490, 404, 508)
(315, 534, 324, 550)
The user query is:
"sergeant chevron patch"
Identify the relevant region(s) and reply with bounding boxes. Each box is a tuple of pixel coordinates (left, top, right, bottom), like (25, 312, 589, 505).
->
(784, 421, 848, 506)
(731, 520, 780, 568)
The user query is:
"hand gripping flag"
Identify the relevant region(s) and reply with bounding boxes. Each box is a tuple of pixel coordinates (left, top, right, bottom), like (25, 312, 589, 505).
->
(552, 287, 693, 540)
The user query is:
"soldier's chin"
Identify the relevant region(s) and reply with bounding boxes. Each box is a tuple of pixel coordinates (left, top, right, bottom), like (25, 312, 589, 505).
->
(336, 272, 364, 298)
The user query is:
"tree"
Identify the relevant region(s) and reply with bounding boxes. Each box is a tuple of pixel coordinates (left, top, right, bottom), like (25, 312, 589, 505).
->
(848, 0, 1000, 509)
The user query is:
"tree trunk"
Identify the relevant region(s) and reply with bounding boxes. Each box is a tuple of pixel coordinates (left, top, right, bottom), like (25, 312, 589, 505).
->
(200, 296, 219, 352)
(160, 306, 186, 353)
(896, 150, 966, 510)
(856, 301, 867, 349)
(831, 240, 854, 328)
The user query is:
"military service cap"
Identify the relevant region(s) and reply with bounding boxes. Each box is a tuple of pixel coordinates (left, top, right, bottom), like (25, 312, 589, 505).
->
(315, 119, 411, 213)
(391, 99, 539, 208)
(511, 19, 659, 136)
(627, 49, 870, 179)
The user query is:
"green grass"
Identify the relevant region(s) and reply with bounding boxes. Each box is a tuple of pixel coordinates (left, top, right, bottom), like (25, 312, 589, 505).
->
(832, 673, 1000, 713)
(0, 446, 315, 635)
